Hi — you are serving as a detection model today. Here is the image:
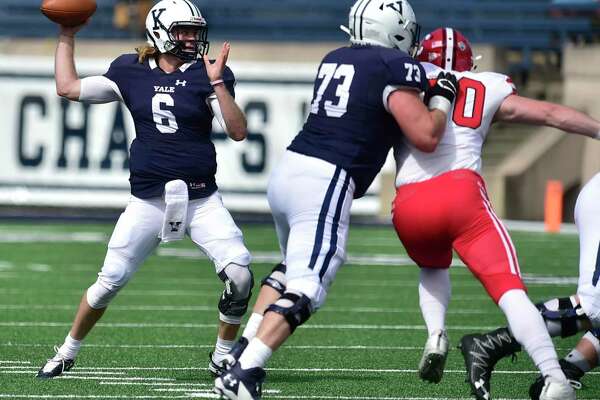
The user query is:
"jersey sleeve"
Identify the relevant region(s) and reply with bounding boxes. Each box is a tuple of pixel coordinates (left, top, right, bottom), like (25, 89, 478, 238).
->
(381, 54, 428, 112)
(222, 65, 236, 98)
(102, 55, 131, 99)
(487, 72, 517, 104)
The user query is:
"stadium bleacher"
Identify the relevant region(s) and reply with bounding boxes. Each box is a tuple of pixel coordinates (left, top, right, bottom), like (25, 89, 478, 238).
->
(1, 0, 598, 51)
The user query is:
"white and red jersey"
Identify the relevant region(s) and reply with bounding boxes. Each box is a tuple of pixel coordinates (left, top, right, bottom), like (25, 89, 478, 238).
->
(394, 62, 516, 187)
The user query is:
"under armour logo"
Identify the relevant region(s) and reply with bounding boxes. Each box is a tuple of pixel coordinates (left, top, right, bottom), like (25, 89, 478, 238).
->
(223, 374, 238, 388)
(474, 379, 490, 400)
(151, 8, 166, 30)
(169, 221, 182, 232)
(176, 80, 187, 87)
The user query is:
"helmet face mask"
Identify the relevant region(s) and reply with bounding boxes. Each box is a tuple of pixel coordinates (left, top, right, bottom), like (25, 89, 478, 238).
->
(347, 0, 421, 55)
(146, 0, 209, 63)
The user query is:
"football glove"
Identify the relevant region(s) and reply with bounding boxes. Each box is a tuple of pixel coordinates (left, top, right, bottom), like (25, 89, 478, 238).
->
(424, 71, 459, 115)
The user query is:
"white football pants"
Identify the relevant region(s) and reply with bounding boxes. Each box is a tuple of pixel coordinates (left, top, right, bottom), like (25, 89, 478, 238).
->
(575, 172, 600, 327)
(96, 191, 251, 294)
(267, 150, 354, 310)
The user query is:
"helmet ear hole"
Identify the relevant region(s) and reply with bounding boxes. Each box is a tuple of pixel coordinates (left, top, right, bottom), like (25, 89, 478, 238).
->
(153, 31, 160, 39)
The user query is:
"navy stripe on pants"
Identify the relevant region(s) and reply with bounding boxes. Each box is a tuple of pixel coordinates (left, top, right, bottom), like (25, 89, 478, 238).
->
(319, 173, 350, 280)
(308, 167, 342, 271)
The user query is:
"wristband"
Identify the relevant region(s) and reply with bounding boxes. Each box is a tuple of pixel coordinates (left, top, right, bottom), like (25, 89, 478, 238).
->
(428, 96, 452, 115)
(210, 79, 225, 87)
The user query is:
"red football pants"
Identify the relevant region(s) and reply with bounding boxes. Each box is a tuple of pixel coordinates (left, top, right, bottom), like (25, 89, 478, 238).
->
(392, 169, 525, 303)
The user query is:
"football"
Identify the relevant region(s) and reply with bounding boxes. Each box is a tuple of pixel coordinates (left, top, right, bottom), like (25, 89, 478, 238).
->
(40, 0, 97, 27)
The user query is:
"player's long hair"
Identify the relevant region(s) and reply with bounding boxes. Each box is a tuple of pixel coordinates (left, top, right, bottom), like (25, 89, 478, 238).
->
(136, 44, 157, 63)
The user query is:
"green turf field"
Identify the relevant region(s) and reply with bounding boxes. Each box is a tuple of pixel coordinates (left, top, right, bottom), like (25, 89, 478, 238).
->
(0, 221, 597, 399)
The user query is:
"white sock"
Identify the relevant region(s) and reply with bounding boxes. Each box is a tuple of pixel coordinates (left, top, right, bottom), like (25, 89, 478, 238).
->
(58, 334, 81, 360)
(238, 338, 273, 370)
(212, 337, 235, 363)
(418, 269, 450, 336)
(242, 313, 264, 340)
(498, 290, 566, 382)
(565, 349, 592, 372)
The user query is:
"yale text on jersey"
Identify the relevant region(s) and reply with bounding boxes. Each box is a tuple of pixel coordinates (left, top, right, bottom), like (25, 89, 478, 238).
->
(154, 85, 176, 93)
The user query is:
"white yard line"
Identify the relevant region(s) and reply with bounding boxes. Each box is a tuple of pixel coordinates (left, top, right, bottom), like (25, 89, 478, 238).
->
(0, 232, 107, 243)
(0, 360, 30, 364)
(1, 365, 597, 375)
(0, 321, 504, 330)
(0, 304, 494, 315)
(0, 343, 577, 352)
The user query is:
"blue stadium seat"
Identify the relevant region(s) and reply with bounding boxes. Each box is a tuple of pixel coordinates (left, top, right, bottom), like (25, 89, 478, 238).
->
(0, 0, 596, 54)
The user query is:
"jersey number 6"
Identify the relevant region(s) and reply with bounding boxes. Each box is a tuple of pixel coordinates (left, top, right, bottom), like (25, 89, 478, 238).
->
(152, 93, 179, 134)
(310, 63, 356, 118)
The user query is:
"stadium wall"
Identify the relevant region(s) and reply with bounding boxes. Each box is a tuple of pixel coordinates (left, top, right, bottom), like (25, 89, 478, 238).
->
(2, 39, 598, 221)
(486, 44, 600, 221)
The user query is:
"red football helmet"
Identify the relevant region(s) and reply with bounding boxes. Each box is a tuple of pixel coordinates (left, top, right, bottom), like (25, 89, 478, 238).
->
(417, 27, 474, 72)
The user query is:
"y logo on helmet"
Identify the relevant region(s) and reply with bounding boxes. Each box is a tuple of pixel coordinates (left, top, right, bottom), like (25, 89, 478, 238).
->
(382, 1, 404, 15)
(151, 8, 167, 30)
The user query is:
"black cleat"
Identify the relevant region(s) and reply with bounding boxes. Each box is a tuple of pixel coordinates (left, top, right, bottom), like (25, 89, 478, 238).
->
(459, 328, 521, 400)
(36, 347, 75, 379)
(529, 359, 584, 400)
(214, 362, 265, 400)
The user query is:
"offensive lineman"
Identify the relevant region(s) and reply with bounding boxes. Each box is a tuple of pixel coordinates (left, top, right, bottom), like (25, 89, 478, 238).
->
(393, 27, 600, 400)
(213, 1, 459, 399)
(37, 0, 254, 379)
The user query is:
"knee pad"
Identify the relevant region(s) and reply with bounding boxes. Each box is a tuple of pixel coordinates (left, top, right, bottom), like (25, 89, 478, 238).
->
(218, 263, 254, 321)
(86, 280, 119, 309)
(260, 263, 287, 295)
(536, 296, 588, 338)
(264, 290, 313, 333)
(102, 248, 136, 288)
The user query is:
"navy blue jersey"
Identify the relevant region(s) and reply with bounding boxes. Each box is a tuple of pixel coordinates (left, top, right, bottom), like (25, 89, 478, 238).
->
(288, 45, 427, 198)
(104, 54, 235, 199)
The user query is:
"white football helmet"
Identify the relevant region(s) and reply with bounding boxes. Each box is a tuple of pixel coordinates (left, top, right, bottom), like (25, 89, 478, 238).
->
(145, 0, 209, 62)
(345, 0, 420, 55)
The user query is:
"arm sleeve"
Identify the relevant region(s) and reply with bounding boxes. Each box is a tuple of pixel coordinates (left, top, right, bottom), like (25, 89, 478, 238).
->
(79, 76, 123, 104)
(207, 95, 229, 135)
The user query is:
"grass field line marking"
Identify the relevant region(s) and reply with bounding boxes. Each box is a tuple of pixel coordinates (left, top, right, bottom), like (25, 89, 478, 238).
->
(258, 397, 525, 400)
(0, 370, 126, 376)
(2, 365, 597, 375)
(26, 264, 52, 272)
(0, 322, 504, 330)
(158, 248, 468, 268)
(0, 343, 578, 352)
(0, 395, 193, 399)
(0, 232, 107, 243)
(259, 397, 523, 400)
(0, 360, 30, 364)
(0, 304, 492, 315)
(99, 382, 210, 387)
(0, 261, 14, 271)
(58, 376, 175, 381)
